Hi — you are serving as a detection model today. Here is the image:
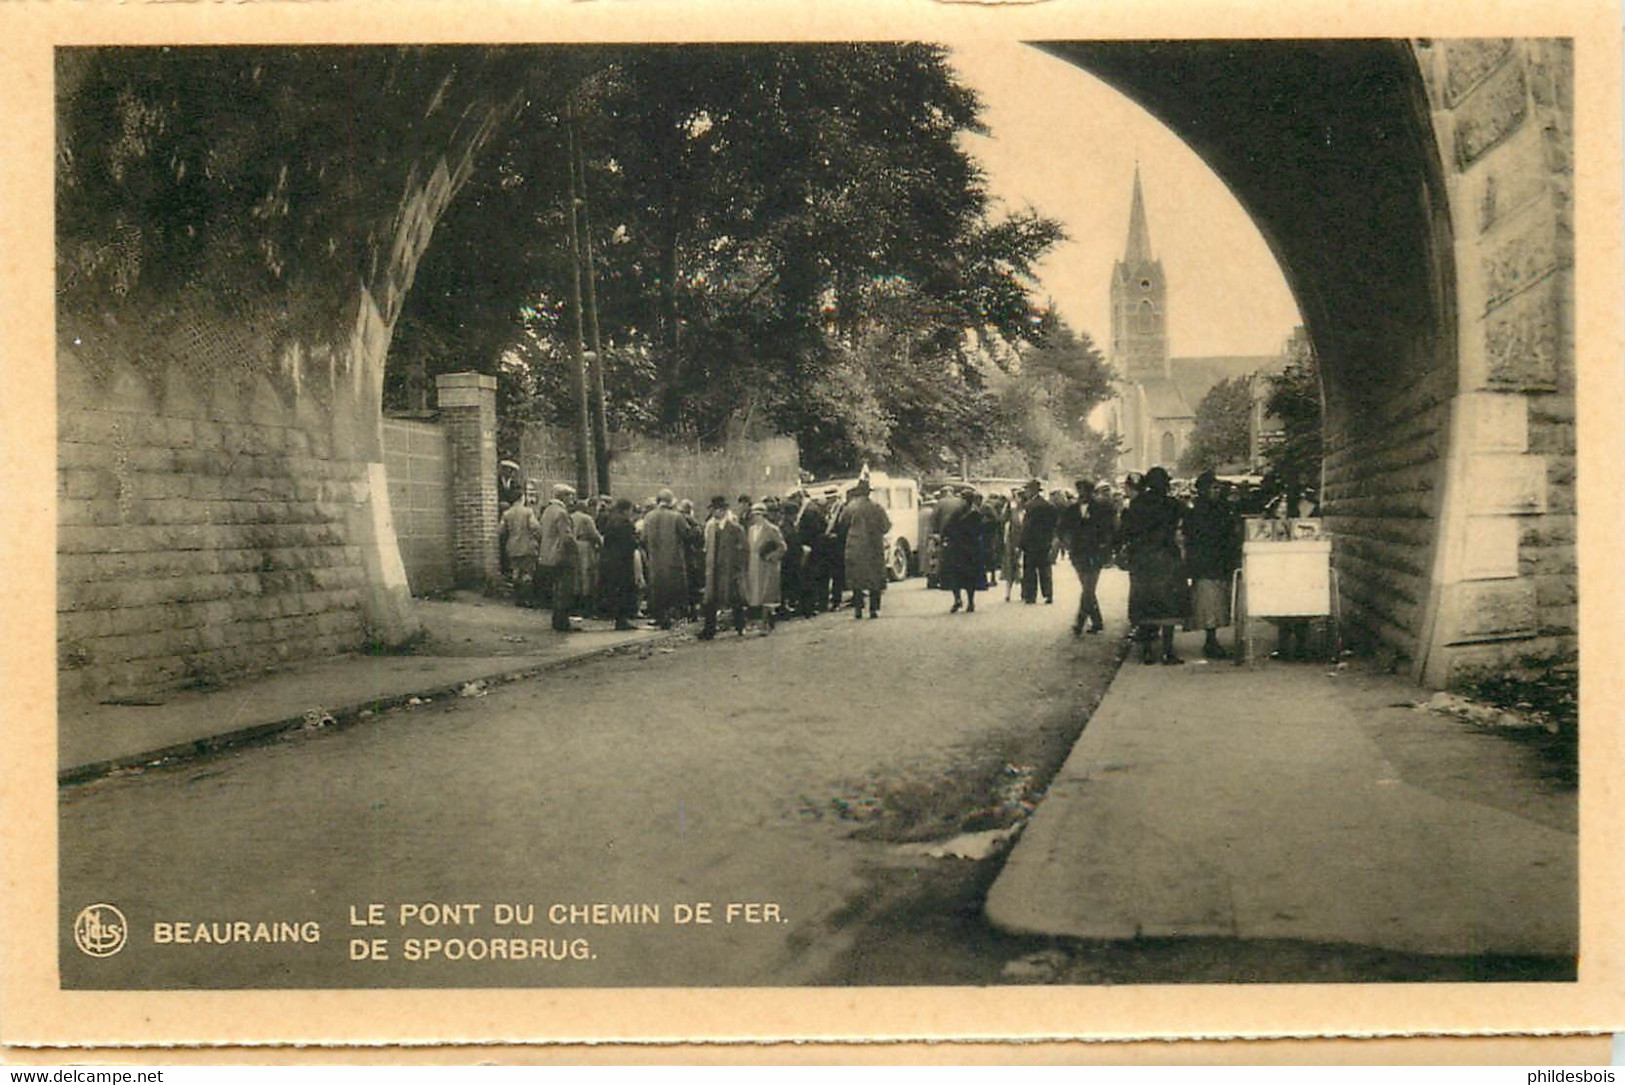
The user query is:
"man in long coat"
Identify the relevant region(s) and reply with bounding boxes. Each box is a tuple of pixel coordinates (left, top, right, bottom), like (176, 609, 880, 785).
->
(794, 497, 829, 617)
(700, 496, 748, 639)
(838, 479, 891, 619)
(641, 488, 692, 629)
(598, 498, 640, 631)
(926, 486, 966, 590)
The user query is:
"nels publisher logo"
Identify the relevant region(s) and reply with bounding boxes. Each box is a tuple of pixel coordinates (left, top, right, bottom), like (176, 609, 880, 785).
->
(73, 903, 128, 958)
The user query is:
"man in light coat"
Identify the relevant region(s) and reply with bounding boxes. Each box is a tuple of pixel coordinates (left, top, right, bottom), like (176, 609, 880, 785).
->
(537, 483, 577, 632)
(498, 490, 543, 608)
(570, 494, 604, 619)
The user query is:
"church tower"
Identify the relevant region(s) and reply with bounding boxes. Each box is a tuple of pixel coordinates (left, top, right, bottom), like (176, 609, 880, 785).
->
(1110, 167, 1169, 383)
(1104, 169, 1191, 475)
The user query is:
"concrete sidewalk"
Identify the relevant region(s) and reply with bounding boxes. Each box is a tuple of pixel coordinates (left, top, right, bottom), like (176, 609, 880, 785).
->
(986, 638, 1577, 959)
(59, 593, 669, 783)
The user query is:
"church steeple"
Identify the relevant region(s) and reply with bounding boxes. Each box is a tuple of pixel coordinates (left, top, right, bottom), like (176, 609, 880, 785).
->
(1124, 164, 1154, 267)
(1110, 168, 1169, 385)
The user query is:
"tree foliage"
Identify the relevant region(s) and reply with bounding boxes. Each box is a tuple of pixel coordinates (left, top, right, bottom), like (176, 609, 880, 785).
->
(387, 44, 1069, 472)
(1261, 335, 1324, 496)
(981, 312, 1117, 482)
(58, 46, 1083, 477)
(1178, 374, 1254, 475)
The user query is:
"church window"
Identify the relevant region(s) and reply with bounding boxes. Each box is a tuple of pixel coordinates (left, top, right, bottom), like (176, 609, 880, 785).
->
(1137, 299, 1156, 335)
(1161, 431, 1177, 464)
(1140, 278, 1152, 290)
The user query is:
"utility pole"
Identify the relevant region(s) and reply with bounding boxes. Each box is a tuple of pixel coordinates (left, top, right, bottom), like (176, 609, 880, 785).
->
(563, 97, 596, 497)
(573, 107, 612, 496)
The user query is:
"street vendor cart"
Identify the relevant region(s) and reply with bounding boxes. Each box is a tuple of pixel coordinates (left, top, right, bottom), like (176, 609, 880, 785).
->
(1231, 518, 1339, 664)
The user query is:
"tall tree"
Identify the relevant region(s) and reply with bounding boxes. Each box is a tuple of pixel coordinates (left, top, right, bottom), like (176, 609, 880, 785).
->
(1178, 375, 1254, 475)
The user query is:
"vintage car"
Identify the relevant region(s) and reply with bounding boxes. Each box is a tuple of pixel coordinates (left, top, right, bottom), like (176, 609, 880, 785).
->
(795, 471, 923, 581)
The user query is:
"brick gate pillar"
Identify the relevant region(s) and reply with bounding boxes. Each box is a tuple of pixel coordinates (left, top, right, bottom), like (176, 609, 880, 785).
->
(436, 372, 499, 587)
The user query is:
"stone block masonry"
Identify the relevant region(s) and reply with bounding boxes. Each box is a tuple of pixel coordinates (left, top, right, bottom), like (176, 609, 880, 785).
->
(57, 348, 371, 702)
(1414, 37, 1577, 683)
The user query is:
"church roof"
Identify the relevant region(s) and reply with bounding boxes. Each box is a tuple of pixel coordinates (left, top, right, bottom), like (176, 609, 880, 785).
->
(1124, 166, 1154, 267)
(1136, 377, 1193, 420)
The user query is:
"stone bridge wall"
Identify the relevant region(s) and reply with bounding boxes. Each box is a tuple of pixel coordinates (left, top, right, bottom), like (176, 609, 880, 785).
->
(1416, 38, 1575, 684)
(1323, 365, 1455, 663)
(57, 350, 372, 700)
(55, 50, 522, 701)
(1325, 40, 1574, 683)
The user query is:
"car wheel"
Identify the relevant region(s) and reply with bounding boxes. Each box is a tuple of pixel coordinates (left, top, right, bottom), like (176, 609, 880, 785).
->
(888, 541, 910, 582)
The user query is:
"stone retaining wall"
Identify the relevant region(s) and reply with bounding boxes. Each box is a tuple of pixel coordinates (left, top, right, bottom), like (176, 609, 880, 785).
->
(57, 349, 370, 701)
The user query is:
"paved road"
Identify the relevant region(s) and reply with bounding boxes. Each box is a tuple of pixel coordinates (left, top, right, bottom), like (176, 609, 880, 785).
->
(60, 571, 1123, 988)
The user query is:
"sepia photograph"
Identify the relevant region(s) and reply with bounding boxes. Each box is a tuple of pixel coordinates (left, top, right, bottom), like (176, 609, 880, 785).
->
(5, 0, 1622, 1050)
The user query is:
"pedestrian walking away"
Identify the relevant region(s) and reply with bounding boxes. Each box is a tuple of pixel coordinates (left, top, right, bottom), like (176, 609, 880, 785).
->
(642, 489, 693, 630)
(599, 498, 641, 630)
(940, 486, 984, 614)
(537, 483, 579, 631)
(570, 497, 604, 618)
(927, 486, 967, 591)
(837, 478, 891, 619)
(498, 491, 544, 608)
(794, 496, 830, 617)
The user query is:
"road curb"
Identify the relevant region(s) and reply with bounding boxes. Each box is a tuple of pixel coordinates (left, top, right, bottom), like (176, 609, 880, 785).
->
(58, 629, 684, 787)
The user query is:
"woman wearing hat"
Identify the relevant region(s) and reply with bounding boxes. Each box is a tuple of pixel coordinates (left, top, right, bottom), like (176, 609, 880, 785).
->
(744, 502, 788, 632)
(1118, 465, 1188, 664)
(940, 486, 984, 614)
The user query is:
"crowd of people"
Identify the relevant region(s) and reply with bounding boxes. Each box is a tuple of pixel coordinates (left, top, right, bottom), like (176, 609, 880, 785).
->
(495, 464, 1320, 662)
(931, 466, 1319, 665)
(496, 477, 896, 639)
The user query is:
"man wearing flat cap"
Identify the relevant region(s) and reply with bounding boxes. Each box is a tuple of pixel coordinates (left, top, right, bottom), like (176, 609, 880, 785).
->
(538, 483, 578, 632)
(642, 487, 692, 630)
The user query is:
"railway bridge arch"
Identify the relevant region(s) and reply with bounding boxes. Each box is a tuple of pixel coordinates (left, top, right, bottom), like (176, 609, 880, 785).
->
(54, 41, 1574, 698)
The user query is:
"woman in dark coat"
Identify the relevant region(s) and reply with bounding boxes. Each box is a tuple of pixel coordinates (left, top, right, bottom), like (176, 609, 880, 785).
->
(1118, 465, 1188, 664)
(599, 498, 641, 631)
(940, 488, 985, 613)
(1183, 470, 1240, 658)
